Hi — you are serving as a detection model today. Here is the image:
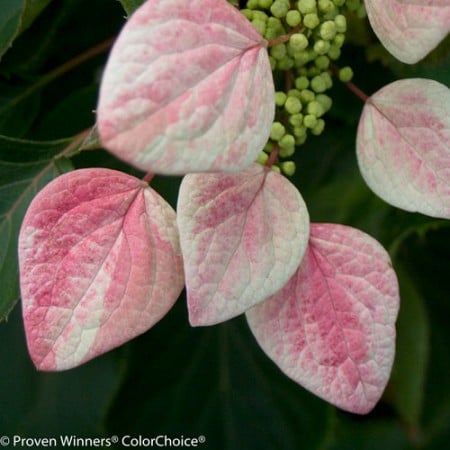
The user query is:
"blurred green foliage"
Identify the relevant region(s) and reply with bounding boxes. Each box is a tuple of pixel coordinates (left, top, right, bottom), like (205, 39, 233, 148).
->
(0, 1, 449, 449)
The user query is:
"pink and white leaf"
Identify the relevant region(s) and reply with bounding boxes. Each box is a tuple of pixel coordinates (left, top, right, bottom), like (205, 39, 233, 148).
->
(357, 78, 450, 219)
(177, 164, 309, 326)
(246, 223, 399, 414)
(365, 0, 450, 64)
(97, 0, 274, 175)
(18, 168, 184, 371)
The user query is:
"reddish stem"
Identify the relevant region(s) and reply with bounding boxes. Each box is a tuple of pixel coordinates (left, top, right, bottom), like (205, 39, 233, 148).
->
(266, 144, 279, 168)
(268, 24, 303, 47)
(285, 70, 294, 92)
(1, 37, 115, 113)
(142, 172, 155, 183)
(330, 63, 370, 103)
(63, 128, 92, 158)
(344, 81, 369, 103)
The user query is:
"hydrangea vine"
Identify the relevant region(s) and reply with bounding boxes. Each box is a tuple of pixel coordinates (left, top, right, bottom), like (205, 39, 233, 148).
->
(18, 0, 450, 415)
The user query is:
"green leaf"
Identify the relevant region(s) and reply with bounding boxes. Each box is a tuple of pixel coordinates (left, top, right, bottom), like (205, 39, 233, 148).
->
(0, 306, 124, 435)
(0, 135, 73, 321)
(387, 217, 448, 259)
(325, 416, 411, 450)
(18, 0, 54, 35)
(107, 300, 333, 450)
(366, 36, 450, 87)
(32, 85, 98, 140)
(117, 0, 146, 16)
(402, 228, 450, 443)
(0, 0, 53, 61)
(386, 263, 430, 426)
(0, 83, 41, 137)
(79, 125, 101, 151)
(0, 0, 23, 61)
(387, 227, 450, 448)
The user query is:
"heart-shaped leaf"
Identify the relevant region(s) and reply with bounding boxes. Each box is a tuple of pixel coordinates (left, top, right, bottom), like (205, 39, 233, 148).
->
(357, 78, 450, 219)
(18, 168, 184, 371)
(177, 164, 310, 326)
(246, 223, 399, 414)
(97, 0, 274, 175)
(365, 0, 450, 64)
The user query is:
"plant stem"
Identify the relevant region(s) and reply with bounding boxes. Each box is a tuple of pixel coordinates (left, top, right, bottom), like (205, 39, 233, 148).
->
(268, 24, 303, 47)
(343, 80, 369, 103)
(266, 143, 279, 168)
(62, 128, 93, 158)
(330, 63, 369, 102)
(285, 70, 293, 92)
(142, 172, 155, 183)
(1, 37, 115, 114)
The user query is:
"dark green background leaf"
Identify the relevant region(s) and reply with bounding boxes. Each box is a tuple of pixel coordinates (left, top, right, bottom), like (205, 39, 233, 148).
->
(0, 0, 24, 60)
(0, 135, 73, 321)
(0, 0, 53, 61)
(0, 306, 123, 436)
(107, 298, 333, 450)
(18, 0, 54, 35)
(0, 83, 41, 137)
(117, 0, 146, 16)
(0, 0, 124, 140)
(404, 230, 450, 448)
(386, 264, 430, 426)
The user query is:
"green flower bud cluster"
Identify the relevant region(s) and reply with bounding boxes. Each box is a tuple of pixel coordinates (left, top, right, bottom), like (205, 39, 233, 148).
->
(243, 0, 360, 176)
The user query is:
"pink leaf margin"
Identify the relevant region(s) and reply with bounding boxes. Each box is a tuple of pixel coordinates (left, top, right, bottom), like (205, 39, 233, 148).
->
(18, 168, 184, 371)
(97, 0, 274, 175)
(357, 78, 450, 219)
(365, 0, 450, 64)
(177, 164, 310, 326)
(246, 223, 400, 414)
